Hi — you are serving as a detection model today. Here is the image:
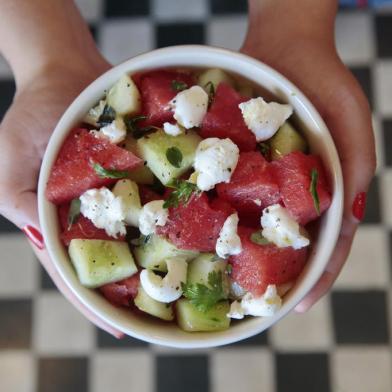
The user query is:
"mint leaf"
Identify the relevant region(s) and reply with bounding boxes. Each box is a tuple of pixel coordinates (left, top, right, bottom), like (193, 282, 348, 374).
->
(181, 271, 226, 312)
(124, 115, 158, 139)
(204, 81, 215, 108)
(93, 163, 129, 179)
(163, 179, 199, 209)
(309, 168, 320, 215)
(166, 146, 183, 168)
(97, 105, 116, 127)
(250, 231, 270, 246)
(171, 80, 188, 92)
(67, 198, 81, 230)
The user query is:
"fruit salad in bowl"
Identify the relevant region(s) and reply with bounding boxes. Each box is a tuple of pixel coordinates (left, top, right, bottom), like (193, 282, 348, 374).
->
(38, 46, 343, 347)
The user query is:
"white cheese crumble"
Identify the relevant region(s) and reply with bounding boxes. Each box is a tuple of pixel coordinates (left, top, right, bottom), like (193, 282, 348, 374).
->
(92, 117, 127, 144)
(163, 122, 184, 136)
(227, 285, 282, 319)
(169, 85, 208, 129)
(260, 204, 309, 249)
(216, 213, 242, 258)
(140, 257, 188, 303)
(194, 137, 239, 191)
(138, 200, 169, 236)
(79, 187, 126, 238)
(84, 99, 106, 126)
(238, 97, 293, 141)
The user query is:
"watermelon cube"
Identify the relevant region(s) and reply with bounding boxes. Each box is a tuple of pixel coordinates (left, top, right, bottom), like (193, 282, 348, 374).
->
(156, 193, 234, 252)
(137, 70, 195, 127)
(216, 151, 280, 223)
(271, 151, 331, 225)
(46, 128, 142, 205)
(200, 83, 257, 151)
(229, 227, 308, 296)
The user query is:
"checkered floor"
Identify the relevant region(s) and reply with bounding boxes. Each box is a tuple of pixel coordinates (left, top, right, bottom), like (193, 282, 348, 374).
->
(0, 1, 391, 391)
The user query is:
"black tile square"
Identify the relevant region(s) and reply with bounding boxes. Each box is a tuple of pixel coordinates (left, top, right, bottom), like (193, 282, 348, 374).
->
(349, 66, 373, 109)
(375, 15, 392, 58)
(363, 176, 381, 224)
(96, 328, 148, 348)
(104, 0, 150, 17)
(0, 215, 19, 232)
(383, 119, 392, 167)
(40, 265, 58, 290)
(210, 0, 248, 14)
(0, 79, 15, 121)
(0, 299, 32, 349)
(276, 353, 331, 392)
(331, 290, 389, 344)
(156, 23, 205, 48)
(38, 357, 88, 392)
(226, 330, 268, 347)
(156, 355, 209, 392)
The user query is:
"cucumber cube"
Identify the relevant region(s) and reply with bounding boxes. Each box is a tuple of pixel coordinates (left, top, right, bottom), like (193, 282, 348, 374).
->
(198, 68, 234, 91)
(134, 286, 174, 321)
(176, 299, 230, 332)
(112, 179, 141, 227)
(137, 130, 202, 185)
(68, 239, 137, 288)
(134, 234, 198, 272)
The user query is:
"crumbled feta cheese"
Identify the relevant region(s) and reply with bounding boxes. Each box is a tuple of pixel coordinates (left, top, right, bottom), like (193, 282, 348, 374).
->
(261, 204, 309, 249)
(140, 257, 188, 303)
(239, 97, 293, 141)
(253, 199, 262, 206)
(84, 99, 106, 126)
(163, 122, 184, 136)
(229, 281, 247, 300)
(169, 86, 208, 129)
(94, 117, 127, 144)
(138, 200, 169, 236)
(216, 213, 242, 258)
(194, 137, 239, 191)
(227, 285, 282, 319)
(80, 187, 126, 238)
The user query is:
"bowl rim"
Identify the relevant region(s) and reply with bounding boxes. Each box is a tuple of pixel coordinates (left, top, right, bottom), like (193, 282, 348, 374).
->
(38, 45, 344, 348)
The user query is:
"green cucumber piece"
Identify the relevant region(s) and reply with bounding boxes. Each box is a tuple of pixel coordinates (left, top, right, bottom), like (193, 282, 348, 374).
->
(269, 122, 307, 160)
(133, 234, 198, 272)
(112, 179, 141, 227)
(176, 299, 230, 332)
(137, 129, 202, 185)
(198, 68, 234, 91)
(68, 239, 137, 288)
(134, 286, 174, 321)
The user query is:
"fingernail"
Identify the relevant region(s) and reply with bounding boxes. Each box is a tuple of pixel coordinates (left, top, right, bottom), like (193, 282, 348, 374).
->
(116, 333, 125, 340)
(22, 225, 44, 250)
(352, 192, 367, 221)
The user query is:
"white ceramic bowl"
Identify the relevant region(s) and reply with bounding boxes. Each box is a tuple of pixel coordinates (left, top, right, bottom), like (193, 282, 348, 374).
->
(38, 45, 343, 348)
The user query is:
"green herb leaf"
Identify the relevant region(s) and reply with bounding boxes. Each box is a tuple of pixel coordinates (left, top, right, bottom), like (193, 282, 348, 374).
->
(171, 80, 188, 92)
(124, 115, 158, 139)
(166, 147, 183, 168)
(163, 179, 200, 209)
(93, 162, 129, 179)
(257, 142, 270, 159)
(204, 81, 215, 108)
(181, 271, 226, 312)
(309, 168, 320, 215)
(67, 198, 81, 230)
(250, 231, 270, 246)
(97, 105, 116, 127)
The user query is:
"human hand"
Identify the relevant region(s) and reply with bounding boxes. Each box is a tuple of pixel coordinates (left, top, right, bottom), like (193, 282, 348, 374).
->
(242, 0, 376, 311)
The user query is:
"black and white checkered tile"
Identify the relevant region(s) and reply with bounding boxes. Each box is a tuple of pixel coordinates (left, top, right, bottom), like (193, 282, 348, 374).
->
(0, 1, 391, 391)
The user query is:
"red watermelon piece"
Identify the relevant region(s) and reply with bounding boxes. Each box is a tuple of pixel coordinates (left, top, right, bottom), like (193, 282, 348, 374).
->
(99, 273, 140, 307)
(137, 70, 195, 127)
(200, 83, 256, 151)
(271, 151, 331, 225)
(46, 129, 142, 205)
(156, 193, 234, 252)
(229, 227, 308, 296)
(139, 185, 162, 205)
(216, 152, 280, 223)
(58, 203, 122, 246)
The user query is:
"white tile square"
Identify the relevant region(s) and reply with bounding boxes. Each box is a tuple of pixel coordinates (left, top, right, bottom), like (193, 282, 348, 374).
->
(152, 0, 208, 21)
(334, 225, 389, 288)
(100, 19, 153, 65)
(91, 350, 153, 392)
(211, 349, 274, 392)
(0, 55, 12, 79)
(270, 296, 332, 350)
(381, 169, 392, 228)
(33, 292, 94, 355)
(207, 16, 248, 51)
(374, 60, 392, 116)
(74, 0, 103, 22)
(0, 234, 37, 297)
(335, 11, 374, 65)
(333, 347, 392, 392)
(0, 351, 35, 392)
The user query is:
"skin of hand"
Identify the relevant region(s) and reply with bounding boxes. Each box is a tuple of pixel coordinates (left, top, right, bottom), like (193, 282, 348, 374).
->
(242, 0, 376, 311)
(0, 0, 123, 337)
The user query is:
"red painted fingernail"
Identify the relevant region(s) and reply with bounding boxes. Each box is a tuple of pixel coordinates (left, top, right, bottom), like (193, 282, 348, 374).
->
(352, 192, 367, 221)
(22, 225, 44, 250)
